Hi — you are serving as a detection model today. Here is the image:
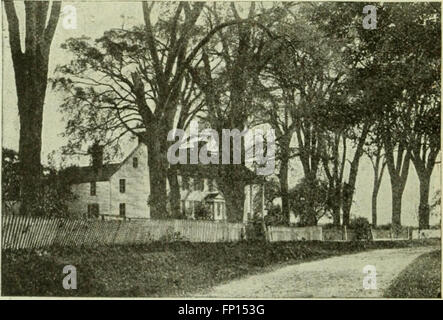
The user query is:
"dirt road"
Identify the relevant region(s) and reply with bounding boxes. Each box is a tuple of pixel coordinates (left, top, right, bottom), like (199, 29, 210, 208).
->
(195, 246, 438, 298)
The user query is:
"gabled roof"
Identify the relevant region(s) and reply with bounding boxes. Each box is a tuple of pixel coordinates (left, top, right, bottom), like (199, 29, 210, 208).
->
(63, 142, 144, 185)
(61, 164, 120, 184)
(204, 192, 223, 201)
(177, 163, 264, 184)
(181, 191, 224, 202)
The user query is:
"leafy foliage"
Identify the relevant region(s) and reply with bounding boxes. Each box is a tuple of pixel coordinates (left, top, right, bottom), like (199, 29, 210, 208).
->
(194, 202, 213, 220)
(349, 217, 372, 241)
(289, 178, 332, 226)
(2, 148, 20, 204)
(2, 148, 77, 217)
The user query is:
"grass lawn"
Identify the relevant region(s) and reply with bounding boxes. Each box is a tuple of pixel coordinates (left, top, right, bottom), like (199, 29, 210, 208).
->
(2, 239, 439, 297)
(384, 249, 441, 298)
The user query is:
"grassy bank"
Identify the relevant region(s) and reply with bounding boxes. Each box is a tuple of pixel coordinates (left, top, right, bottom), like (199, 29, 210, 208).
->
(2, 239, 438, 297)
(384, 249, 441, 298)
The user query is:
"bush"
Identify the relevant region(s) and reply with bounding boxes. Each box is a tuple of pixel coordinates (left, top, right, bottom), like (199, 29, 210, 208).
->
(158, 227, 187, 242)
(264, 204, 287, 226)
(245, 213, 267, 241)
(194, 202, 213, 220)
(349, 217, 372, 240)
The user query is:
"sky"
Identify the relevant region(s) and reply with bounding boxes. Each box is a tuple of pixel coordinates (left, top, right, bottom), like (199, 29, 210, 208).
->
(1, 1, 441, 227)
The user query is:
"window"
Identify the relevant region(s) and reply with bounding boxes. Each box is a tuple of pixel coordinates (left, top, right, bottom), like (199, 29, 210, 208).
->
(208, 179, 214, 192)
(88, 203, 99, 216)
(90, 182, 96, 196)
(119, 179, 126, 193)
(133, 157, 138, 168)
(119, 203, 126, 217)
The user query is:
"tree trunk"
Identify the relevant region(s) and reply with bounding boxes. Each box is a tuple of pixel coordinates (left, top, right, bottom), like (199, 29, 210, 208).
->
(341, 183, 353, 226)
(218, 166, 247, 222)
(168, 166, 181, 218)
(391, 182, 403, 228)
(330, 183, 341, 226)
(371, 189, 378, 227)
(279, 156, 290, 224)
(4, 1, 61, 216)
(16, 61, 47, 216)
(342, 125, 369, 226)
(371, 166, 384, 228)
(410, 148, 438, 230)
(18, 100, 44, 215)
(223, 185, 246, 223)
(332, 205, 341, 226)
(369, 148, 385, 228)
(384, 141, 410, 229)
(146, 133, 168, 219)
(417, 172, 431, 230)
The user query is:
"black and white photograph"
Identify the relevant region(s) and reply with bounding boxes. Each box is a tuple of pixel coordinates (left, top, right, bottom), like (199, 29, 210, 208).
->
(0, 0, 441, 300)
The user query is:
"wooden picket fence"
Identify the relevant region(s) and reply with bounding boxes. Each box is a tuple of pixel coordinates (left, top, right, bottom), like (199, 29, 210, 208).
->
(1, 215, 245, 250)
(268, 225, 323, 241)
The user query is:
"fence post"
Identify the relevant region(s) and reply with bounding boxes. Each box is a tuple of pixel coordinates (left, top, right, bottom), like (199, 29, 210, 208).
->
(112, 220, 122, 245)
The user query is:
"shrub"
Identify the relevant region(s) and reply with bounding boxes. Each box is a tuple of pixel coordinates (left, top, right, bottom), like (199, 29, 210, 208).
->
(158, 227, 187, 242)
(264, 204, 287, 226)
(289, 178, 332, 226)
(245, 213, 267, 241)
(194, 202, 213, 220)
(349, 217, 372, 240)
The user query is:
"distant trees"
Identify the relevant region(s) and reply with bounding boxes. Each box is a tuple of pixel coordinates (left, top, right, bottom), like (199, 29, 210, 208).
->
(49, 2, 439, 226)
(311, 2, 440, 228)
(360, 3, 440, 229)
(257, 7, 350, 224)
(4, 1, 61, 215)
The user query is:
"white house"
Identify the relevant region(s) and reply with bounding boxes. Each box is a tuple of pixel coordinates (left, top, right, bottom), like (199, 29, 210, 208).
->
(67, 140, 151, 219)
(67, 138, 260, 221)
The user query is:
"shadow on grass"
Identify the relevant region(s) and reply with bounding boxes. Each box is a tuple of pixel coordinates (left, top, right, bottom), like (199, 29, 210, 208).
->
(2, 239, 439, 297)
(384, 249, 441, 298)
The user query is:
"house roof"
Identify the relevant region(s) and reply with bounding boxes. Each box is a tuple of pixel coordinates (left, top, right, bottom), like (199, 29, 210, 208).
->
(183, 190, 207, 202)
(181, 191, 224, 202)
(64, 141, 265, 185)
(61, 164, 120, 184)
(204, 192, 223, 201)
(63, 142, 144, 185)
(177, 163, 264, 184)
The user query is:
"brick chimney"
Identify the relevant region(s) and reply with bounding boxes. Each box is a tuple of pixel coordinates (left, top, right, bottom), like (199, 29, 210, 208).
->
(89, 142, 104, 172)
